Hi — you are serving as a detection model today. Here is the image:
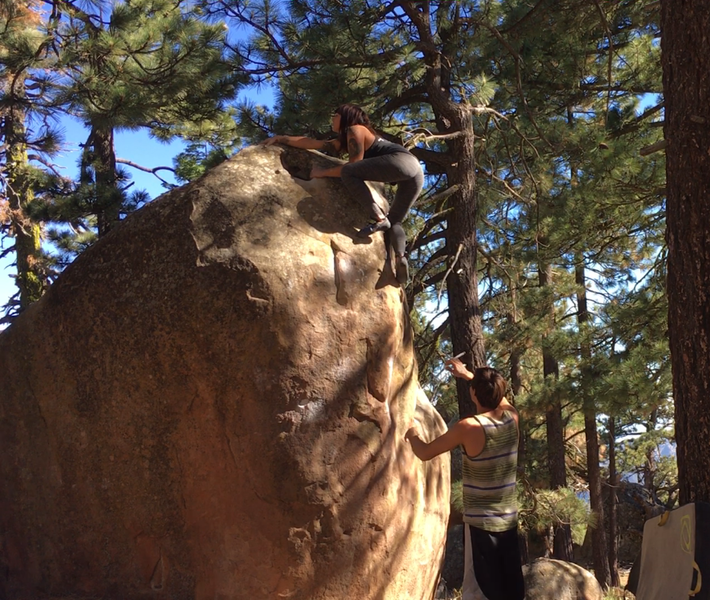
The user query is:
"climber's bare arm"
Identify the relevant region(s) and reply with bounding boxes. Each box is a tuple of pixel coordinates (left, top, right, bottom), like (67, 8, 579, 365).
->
(261, 135, 340, 152)
(405, 419, 483, 462)
(311, 164, 343, 178)
(311, 126, 368, 178)
(346, 126, 367, 163)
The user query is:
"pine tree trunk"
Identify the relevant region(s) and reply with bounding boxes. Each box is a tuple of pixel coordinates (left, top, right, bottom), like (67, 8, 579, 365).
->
(447, 120, 485, 418)
(510, 341, 524, 470)
(539, 262, 573, 560)
(401, 1, 485, 418)
(577, 264, 610, 588)
(4, 75, 43, 310)
(508, 290, 529, 564)
(643, 409, 658, 492)
(92, 125, 119, 237)
(661, 0, 710, 505)
(607, 416, 620, 587)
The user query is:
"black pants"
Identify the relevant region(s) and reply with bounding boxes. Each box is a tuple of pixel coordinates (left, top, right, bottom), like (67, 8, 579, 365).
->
(340, 152, 424, 256)
(468, 524, 525, 600)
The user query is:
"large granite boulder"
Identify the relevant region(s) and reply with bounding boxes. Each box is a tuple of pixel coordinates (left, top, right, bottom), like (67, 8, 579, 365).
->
(0, 145, 450, 599)
(523, 558, 603, 600)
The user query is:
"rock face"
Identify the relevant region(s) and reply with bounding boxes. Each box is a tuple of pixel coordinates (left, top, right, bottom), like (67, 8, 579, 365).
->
(0, 145, 450, 600)
(523, 558, 603, 600)
(440, 524, 464, 591)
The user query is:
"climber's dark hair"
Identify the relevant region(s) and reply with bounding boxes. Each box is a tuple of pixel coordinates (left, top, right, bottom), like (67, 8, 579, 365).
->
(334, 103, 377, 152)
(469, 367, 507, 409)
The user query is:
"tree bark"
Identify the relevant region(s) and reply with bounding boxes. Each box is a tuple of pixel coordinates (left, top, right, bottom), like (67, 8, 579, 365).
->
(539, 261, 574, 560)
(643, 409, 658, 492)
(4, 75, 43, 310)
(446, 116, 485, 418)
(401, 1, 485, 418)
(89, 125, 120, 237)
(661, 0, 710, 505)
(576, 264, 610, 588)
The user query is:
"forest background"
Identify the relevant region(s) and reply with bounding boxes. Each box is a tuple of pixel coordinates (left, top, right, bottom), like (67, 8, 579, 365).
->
(1, 0, 679, 590)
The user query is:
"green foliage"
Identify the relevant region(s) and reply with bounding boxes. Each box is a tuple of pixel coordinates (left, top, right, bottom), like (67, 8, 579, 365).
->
(519, 486, 593, 546)
(173, 143, 229, 184)
(45, 0, 241, 236)
(0, 0, 62, 317)
(451, 479, 463, 516)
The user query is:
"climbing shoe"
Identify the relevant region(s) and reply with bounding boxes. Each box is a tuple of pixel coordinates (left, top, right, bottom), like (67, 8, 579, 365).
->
(357, 217, 391, 238)
(395, 255, 409, 285)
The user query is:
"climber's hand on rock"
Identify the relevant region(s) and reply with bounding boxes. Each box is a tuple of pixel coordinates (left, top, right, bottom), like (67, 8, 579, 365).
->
(310, 167, 328, 178)
(405, 417, 424, 442)
(261, 135, 285, 146)
(404, 427, 420, 443)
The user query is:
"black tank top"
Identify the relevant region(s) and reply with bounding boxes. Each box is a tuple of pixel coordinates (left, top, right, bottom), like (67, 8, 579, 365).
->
(363, 137, 410, 159)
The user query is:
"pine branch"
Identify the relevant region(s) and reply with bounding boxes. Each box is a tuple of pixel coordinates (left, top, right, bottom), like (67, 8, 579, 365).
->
(0, 245, 17, 260)
(438, 242, 464, 307)
(379, 85, 429, 116)
(411, 246, 448, 288)
(477, 21, 553, 149)
(499, 0, 551, 35)
(27, 154, 68, 180)
(115, 159, 177, 188)
(639, 139, 666, 156)
(590, 0, 614, 116)
(611, 102, 664, 138)
(409, 146, 454, 169)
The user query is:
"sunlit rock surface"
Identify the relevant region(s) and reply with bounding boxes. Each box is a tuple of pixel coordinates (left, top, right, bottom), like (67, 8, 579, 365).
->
(0, 145, 449, 600)
(524, 558, 603, 600)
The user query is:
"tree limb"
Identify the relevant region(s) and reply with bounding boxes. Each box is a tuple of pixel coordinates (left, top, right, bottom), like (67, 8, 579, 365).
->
(116, 159, 177, 188)
(639, 139, 666, 156)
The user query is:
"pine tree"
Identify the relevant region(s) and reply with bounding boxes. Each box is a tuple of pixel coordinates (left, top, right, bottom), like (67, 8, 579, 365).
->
(47, 0, 240, 237)
(0, 0, 62, 317)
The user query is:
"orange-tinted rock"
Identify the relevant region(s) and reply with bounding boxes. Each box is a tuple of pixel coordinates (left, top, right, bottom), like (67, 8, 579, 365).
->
(0, 145, 449, 600)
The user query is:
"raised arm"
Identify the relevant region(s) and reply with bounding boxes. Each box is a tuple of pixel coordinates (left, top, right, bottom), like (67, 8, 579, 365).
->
(445, 357, 474, 380)
(261, 135, 340, 152)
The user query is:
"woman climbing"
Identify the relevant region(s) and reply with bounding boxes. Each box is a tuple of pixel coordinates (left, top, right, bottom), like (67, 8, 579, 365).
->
(261, 103, 424, 285)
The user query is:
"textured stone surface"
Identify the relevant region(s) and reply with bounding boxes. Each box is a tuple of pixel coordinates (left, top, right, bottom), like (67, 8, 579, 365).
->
(440, 524, 465, 591)
(0, 145, 449, 600)
(523, 558, 603, 600)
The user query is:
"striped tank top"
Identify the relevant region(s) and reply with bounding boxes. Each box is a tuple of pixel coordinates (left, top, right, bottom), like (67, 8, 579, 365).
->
(462, 409, 519, 532)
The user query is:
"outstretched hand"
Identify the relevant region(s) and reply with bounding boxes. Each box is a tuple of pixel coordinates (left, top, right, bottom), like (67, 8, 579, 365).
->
(445, 357, 473, 380)
(261, 135, 285, 146)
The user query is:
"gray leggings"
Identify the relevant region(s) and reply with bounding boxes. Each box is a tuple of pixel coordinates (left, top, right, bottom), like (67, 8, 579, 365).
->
(340, 152, 424, 257)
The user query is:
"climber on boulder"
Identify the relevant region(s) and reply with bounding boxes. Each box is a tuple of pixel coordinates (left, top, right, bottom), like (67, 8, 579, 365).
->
(261, 103, 424, 285)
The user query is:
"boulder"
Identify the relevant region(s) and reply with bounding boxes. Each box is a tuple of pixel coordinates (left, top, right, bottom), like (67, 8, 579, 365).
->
(523, 558, 603, 600)
(440, 524, 465, 591)
(0, 145, 450, 600)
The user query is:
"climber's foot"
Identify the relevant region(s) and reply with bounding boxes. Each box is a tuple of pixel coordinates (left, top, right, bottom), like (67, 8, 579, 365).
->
(357, 217, 391, 238)
(395, 255, 409, 285)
